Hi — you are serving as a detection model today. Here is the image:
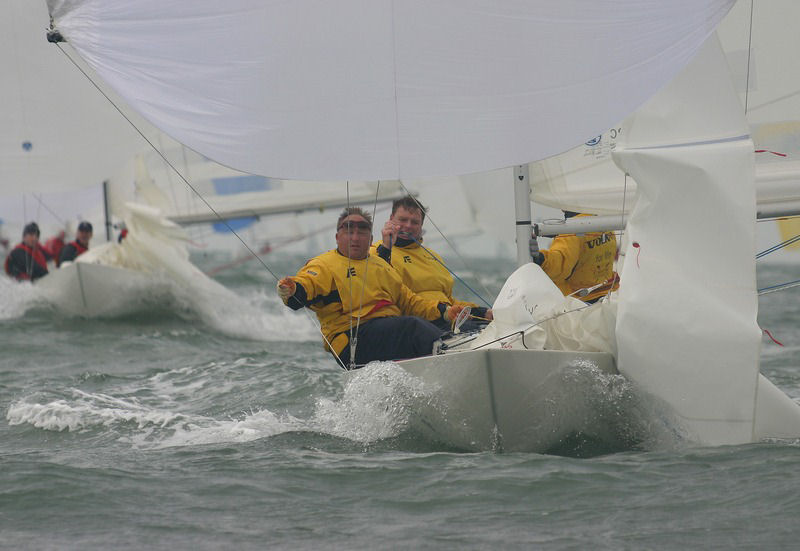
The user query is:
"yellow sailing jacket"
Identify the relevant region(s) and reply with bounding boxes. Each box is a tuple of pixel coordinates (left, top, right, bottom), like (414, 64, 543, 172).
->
(288, 249, 442, 353)
(370, 240, 478, 309)
(541, 216, 618, 302)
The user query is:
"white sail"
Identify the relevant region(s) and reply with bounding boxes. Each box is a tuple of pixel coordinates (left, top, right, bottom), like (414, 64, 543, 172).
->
(47, 0, 734, 181)
(530, 0, 800, 221)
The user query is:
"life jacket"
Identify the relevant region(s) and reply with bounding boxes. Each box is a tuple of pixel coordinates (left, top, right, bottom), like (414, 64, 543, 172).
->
(542, 228, 619, 301)
(68, 240, 88, 256)
(290, 249, 440, 353)
(5, 243, 48, 280)
(371, 240, 479, 309)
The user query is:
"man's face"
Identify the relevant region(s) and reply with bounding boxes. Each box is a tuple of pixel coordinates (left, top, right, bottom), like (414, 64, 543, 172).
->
(390, 206, 424, 240)
(77, 229, 92, 246)
(22, 233, 38, 248)
(335, 215, 372, 260)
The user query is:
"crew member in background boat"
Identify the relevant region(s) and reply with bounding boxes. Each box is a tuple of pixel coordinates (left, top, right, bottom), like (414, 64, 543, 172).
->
(59, 221, 93, 266)
(116, 222, 128, 243)
(277, 207, 463, 369)
(4, 222, 50, 282)
(372, 196, 492, 331)
(529, 211, 619, 303)
(42, 229, 66, 263)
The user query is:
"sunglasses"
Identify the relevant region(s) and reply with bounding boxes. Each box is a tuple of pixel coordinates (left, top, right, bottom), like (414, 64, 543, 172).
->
(337, 220, 372, 232)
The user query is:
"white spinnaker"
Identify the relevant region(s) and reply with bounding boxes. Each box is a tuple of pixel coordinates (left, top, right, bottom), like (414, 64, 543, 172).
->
(613, 37, 762, 445)
(47, 0, 734, 181)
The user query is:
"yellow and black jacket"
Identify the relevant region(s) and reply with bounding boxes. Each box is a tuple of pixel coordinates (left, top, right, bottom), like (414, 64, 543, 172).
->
(286, 249, 443, 355)
(371, 240, 479, 310)
(539, 215, 619, 302)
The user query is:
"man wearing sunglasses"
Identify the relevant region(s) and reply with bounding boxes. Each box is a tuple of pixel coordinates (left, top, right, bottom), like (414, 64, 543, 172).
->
(277, 207, 463, 369)
(373, 196, 492, 331)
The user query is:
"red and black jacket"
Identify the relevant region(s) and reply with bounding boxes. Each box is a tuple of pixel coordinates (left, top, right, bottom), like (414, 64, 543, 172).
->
(4, 243, 49, 281)
(58, 240, 88, 266)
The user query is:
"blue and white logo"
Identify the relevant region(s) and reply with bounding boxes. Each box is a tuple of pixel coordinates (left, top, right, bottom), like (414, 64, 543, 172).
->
(585, 136, 601, 147)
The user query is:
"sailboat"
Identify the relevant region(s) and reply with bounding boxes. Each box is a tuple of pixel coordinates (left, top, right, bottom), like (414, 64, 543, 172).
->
(43, 0, 800, 451)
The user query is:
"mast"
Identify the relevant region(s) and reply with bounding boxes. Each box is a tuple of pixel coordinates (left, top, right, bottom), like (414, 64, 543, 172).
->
(513, 165, 532, 268)
(102, 180, 112, 242)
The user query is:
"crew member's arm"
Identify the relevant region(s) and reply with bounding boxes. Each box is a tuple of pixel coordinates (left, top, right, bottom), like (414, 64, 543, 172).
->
(394, 279, 464, 324)
(538, 235, 581, 281)
(277, 259, 336, 310)
(452, 299, 493, 321)
(375, 219, 400, 264)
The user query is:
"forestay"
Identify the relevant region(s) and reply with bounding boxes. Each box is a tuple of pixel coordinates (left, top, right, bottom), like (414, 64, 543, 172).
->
(47, 0, 734, 181)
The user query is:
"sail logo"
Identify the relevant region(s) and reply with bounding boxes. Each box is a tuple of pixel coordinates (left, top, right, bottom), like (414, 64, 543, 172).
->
(403, 255, 412, 263)
(586, 234, 611, 249)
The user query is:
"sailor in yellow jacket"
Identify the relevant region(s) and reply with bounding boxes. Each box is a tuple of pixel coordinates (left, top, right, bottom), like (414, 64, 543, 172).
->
(372, 196, 492, 331)
(530, 212, 619, 303)
(278, 207, 464, 369)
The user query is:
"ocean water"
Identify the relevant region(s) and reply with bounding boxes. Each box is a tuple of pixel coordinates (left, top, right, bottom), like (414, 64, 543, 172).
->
(1, 254, 799, 550)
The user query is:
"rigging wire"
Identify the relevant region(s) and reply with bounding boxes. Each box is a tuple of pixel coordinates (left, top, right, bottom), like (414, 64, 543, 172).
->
(346, 181, 357, 369)
(756, 233, 800, 259)
(32, 193, 67, 226)
(397, 180, 495, 301)
(400, 234, 492, 308)
(348, 181, 383, 370)
(758, 279, 800, 295)
(744, 0, 755, 114)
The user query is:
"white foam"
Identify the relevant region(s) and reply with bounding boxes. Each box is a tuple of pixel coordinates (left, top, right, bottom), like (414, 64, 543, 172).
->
(192, 287, 319, 342)
(0, 277, 50, 319)
(311, 362, 433, 443)
(6, 390, 185, 433)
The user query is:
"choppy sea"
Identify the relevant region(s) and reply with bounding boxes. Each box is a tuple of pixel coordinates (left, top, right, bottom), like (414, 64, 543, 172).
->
(1, 253, 799, 550)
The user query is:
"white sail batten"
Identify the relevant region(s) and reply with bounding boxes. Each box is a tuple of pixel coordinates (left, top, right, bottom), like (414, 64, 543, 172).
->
(47, 0, 734, 181)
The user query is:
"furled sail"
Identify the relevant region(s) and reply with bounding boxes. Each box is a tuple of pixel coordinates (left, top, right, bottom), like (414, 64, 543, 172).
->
(47, 0, 735, 181)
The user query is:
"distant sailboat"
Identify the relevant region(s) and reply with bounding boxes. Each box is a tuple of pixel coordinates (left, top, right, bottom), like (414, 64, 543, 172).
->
(43, 0, 800, 450)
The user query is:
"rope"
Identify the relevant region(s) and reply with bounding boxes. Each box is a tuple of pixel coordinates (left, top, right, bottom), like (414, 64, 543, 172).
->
(397, 180, 495, 301)
(756, 233, 800, 259)
(744, 0, 755, 114)
(469, 302, 593, 352)
(758, 278, 800, 295)
(32, 194, 67, 225)
(346, 180, 382, 370)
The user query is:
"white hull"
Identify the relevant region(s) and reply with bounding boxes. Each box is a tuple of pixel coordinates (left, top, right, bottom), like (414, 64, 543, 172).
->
(37, 261, 154, 317)
(398, 348, 617, 452)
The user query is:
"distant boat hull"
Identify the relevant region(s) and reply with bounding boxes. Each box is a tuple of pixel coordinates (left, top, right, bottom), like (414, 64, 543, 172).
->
(37, 261, 153, 317)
